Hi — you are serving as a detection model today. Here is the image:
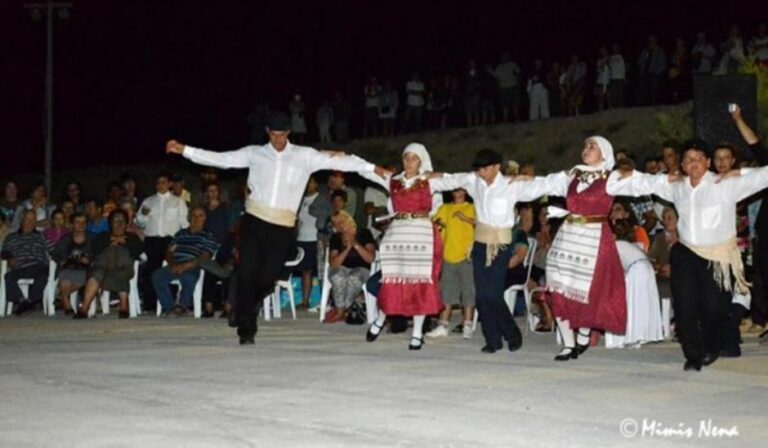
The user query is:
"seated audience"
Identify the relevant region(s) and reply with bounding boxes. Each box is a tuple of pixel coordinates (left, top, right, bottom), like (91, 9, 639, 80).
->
(52, 213, 93, 315)
(1, 210, 50, 316)
(44, 209, 70, 247)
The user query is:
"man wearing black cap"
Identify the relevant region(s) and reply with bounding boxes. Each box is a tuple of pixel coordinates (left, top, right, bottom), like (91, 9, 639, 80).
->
(609, 137, 768, 371)
(433, 148, 557, 353)
(166, 113, 389, 344)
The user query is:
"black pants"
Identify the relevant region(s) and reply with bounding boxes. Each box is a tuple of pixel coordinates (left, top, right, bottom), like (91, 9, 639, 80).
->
(4, 263, 49, 304)
(236, 214, 296, 338)
(140, 236, 172, 311)
(670, 244, 731, 362)
(472, 242, 522, 349)
(752, 235, 768, 326)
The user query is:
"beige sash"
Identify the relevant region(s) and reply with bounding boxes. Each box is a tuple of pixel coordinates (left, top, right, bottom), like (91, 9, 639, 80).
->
(245, 199, 296, 228)
(475, 223, 512, 267)
(687, 237, 750, 294)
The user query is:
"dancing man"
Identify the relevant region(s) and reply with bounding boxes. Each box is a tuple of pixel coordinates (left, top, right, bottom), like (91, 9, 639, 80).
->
(166, 113, 388, 344)
(608, 138, 768, 371)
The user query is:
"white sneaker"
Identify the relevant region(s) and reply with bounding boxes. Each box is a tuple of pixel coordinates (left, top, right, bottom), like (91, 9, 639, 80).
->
(426, 325, 449, 338)
(462, 322, 474, 339)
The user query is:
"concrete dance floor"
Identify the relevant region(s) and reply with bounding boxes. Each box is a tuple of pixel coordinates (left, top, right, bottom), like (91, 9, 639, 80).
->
(0, 313, 765, 447)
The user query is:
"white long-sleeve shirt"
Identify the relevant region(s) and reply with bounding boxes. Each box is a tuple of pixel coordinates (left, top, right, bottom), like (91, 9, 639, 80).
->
(135, 191, 189, 238)
(183, 142, 375, 214)
(606, 169, 768, 247)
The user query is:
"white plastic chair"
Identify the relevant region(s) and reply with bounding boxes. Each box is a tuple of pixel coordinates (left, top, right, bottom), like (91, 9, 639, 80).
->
(0, 259, 56, 317)
(263, 247, 304, 321)
(318, 247, 333, 322)
(472, 238, 538, 333)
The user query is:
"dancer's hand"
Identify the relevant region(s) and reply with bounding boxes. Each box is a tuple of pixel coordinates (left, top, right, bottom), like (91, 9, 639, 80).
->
(322, 149, 346, 158)
(374, 165, 392, 179)
(166, 140, 186, 155)
(729, 104, 742, 122)
(508, 174, 533, 184)
(715, 169, 741, 183)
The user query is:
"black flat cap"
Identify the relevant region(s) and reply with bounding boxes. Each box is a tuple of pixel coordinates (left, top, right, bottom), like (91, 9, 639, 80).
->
(266, 113, 291, 132)
(472, 148, 503, 168)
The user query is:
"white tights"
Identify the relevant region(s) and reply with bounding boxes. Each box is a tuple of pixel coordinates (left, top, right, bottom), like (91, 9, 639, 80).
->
(369, 310, 425, 341)
(556, 318, 590, 349)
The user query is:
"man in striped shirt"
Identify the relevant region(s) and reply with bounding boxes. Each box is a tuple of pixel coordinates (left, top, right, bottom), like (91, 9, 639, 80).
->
(1, 210, 50, 316)
(152, 206, 219, 315)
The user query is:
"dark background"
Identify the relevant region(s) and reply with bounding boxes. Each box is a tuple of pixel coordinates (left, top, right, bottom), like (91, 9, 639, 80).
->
(1, 0, 756, 177)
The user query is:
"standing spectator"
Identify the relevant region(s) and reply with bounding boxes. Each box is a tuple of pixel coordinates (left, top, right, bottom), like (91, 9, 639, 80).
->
(545, 62, 564, 116)
(51, 213, 92, 315)
(296, 176, 321, 309)
(750, 23, 768, 67)
(1, 210, 50, 316)
(691, 33, 717, 75)
(44, 209, 69, 246)
(492, 52, 522, 122)
(363, 77, 381, 138)
(608, 44, 627, 108)
(62, 180, 84, 213)
(289, 94, 308, 144)
(668, 37, 690, 103)
(595, 46, 611, 111)
(378, 80, 399, 137)
(479, 64, 497, 125)
(171, 174, 192, 206)
(527, 60, 549, 120)
(73, 210, 144, 319)
(464, 60, 482, 126)
(152, 207, 219, 316)
(716, 24, 745, 75)
(12, 182, 55, 232)
(120, 174, 140, 207)
(0, 181, 19, 226)
(402, 73, 425, 133)
(136, 173, 190, 312)
(316, 100, 334, 145)
(427, 188, 477, 339)
(564, 54, 587, 116)
(332, 92, 351, 142)
(84, 199, 109, 235)
(637, 35, 667, 105)
(191, 167, 229, 207)
(661, 140, 682, 176)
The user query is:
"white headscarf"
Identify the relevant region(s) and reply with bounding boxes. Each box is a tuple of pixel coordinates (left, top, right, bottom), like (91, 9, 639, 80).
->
(571, 135, 615, 172)
(401, 143, 434, 175)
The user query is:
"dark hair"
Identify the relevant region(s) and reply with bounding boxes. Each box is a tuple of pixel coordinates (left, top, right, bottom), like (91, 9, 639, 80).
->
(661, 139, 681, 151)
(611, 218, 636, 242)
(331, 189, 348, 203)
(682, 137, 711, 159)
(70, 212, 87, 224)
(612, 199, 638, 227)
(713, 143, 737, 158)
(31, 181, 47, 195)
(84, 197, 104, 209)
(156, 172, 172, 182)
(108, 181, 122, 191)
(107, 209, 129, 232)
(51, 208, 65, 219)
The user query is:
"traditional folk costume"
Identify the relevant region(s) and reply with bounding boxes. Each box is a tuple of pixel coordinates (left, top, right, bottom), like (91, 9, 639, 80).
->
(607, 139, 768, 370)
(528, 136, 627, 360)
(361, 143, 459, 349)
(182, 114, 376, 344)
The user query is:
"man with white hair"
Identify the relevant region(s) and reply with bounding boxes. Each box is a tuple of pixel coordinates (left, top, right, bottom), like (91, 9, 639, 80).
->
(166, 113, 389, 345)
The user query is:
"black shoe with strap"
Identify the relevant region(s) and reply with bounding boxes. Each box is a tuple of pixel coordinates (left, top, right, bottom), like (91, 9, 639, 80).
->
(408, 336, 424, 350)
(554, 347, 578, 361)
(366, 321, 385, 342)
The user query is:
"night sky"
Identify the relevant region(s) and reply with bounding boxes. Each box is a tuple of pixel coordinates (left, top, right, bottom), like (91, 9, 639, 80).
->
(2, 0, 755, 178)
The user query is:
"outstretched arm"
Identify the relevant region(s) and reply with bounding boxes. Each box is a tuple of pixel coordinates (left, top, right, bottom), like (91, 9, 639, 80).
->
(606, 170, 675, 201)
(167, 140, 251, 169)
(723, 166, 768, 202)
(428, 172, 475, 192)
(309, 151, 390, 184)
(511, 171, 571, 201)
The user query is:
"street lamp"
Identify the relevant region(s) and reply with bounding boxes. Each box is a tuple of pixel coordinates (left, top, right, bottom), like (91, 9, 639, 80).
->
(24, 0, 73, 194)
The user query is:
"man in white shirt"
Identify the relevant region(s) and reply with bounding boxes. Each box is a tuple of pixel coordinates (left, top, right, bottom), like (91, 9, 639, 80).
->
(608, 138, 768, 371)
(608, 43, 626, 107)
(166, 113, 388, 345)
(492, 52, 522, 122)
(136, 173, 189, 312)
(692, 33, 717, 74)
(402, 73, 425, 133)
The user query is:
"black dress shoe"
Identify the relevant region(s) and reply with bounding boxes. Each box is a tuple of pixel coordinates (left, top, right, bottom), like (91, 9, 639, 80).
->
(554, 348, 578, 361)
(481, 344, 503, 353)
(366, 321, 385, 342)
(508, 339, 522, 352)
(684, 360, 702, 371)
(408, 337, 424, 350)
(13, 301, 35, 317)
(702, 352, 720, 366)
(239, 336, 255, 345)
(720, 347, 741, 358)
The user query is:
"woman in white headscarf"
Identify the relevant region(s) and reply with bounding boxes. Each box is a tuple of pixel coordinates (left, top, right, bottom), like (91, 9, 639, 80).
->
(358, 143, 461, 350)
(515, 136, 628, 361)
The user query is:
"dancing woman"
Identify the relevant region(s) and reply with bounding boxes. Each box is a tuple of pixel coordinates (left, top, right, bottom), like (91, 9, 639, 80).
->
(359, 143, 460, 350)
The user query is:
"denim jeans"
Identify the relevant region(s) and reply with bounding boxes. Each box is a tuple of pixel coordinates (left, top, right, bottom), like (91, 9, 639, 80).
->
(152, 266, 201, 312)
